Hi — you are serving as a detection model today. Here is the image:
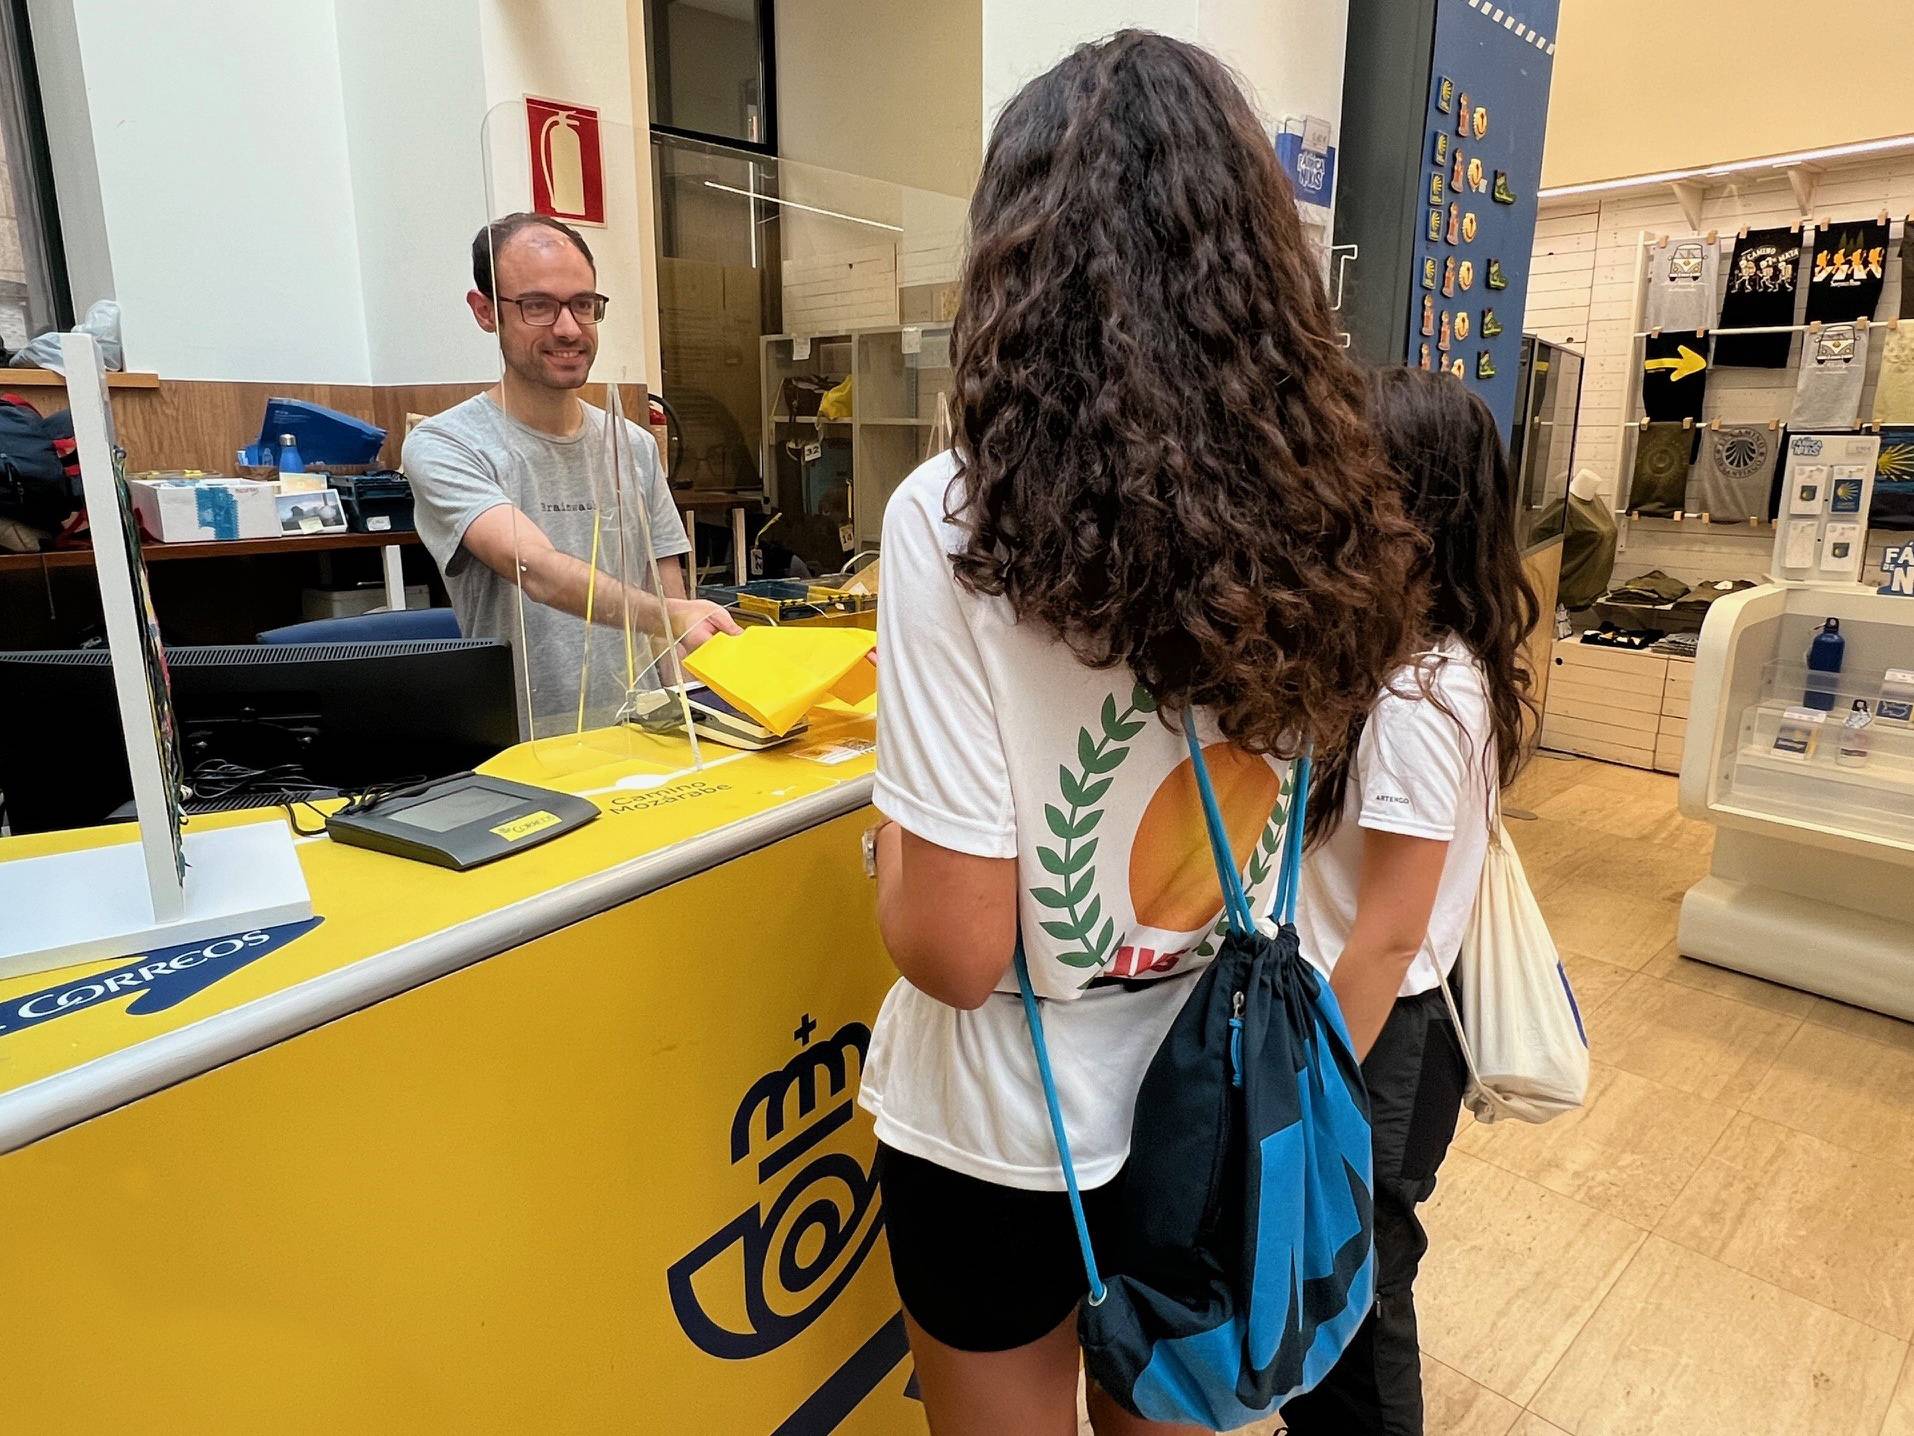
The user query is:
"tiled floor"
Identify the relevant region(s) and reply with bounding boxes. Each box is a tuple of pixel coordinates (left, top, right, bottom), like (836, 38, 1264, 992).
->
(1407, 757, 1914, 1436)
(1070, 756, 1914, 1435)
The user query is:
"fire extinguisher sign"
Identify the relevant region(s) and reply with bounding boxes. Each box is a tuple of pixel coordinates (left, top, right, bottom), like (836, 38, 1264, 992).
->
(526, 97, 606, 228)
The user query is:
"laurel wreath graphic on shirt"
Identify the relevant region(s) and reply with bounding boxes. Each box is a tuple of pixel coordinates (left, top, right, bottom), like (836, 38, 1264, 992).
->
(1034, 688, 1292, 975)
(1032, 687, 1155, 970)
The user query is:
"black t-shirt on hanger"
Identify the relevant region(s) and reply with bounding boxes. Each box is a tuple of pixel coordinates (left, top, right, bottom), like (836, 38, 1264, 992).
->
(1804, 220, 1889, 324)
(1900, 225, 1913, 321)
(1714, 228, 1800, 368)
(1641, 330, 1710, 423)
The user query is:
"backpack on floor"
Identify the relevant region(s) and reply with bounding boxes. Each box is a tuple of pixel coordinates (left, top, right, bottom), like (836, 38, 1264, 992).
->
(1014, 727, 1375, 1429)
(1439, 817, 1590, 1123)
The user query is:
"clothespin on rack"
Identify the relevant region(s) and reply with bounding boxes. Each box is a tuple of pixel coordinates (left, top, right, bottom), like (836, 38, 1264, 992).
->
(1879, 208, 1891, 226)
(1822, 214, 1833, 233)
(1657, 234, 1669, 249)
(1681, 417, 1694, 431)
(1705, 228, 1719, 246)
(1768, 420, 1780, 431)
(1894, 316, 1904, 332)
(1859, 316, 1872, 331)
(1737, 225, 1749, 240)
(1790, 219, 1803, 234)
(1709, 418, 1722, 431)
(1701, 511, 1714, 525)
(1638, 416, 1651, 430)
(1650, 325, 1664, 338)
(1810, 319, 1824, 335)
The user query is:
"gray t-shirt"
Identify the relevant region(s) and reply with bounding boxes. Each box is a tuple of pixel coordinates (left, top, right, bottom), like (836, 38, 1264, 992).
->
(1789, 322, 1869, 429)
(402, 392, 691, 736)
(1645, 237, 1721, 333)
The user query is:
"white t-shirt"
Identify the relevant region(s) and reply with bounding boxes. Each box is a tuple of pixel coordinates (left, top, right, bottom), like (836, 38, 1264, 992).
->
(859, 453, 1292, 1192)
(1296, 641, 1494, 995)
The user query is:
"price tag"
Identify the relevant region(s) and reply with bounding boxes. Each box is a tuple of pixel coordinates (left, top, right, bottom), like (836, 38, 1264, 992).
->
(803, 441, 822, 464)
(792, 336, 812, 361)
(839, 523, 856, 553)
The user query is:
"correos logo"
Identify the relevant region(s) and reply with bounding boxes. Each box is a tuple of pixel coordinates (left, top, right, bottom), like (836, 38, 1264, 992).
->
(15, 933, 271, 1020)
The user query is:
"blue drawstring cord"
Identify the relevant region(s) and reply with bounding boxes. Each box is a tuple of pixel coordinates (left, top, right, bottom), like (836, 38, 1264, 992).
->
(1015, 718, 1313, 1305)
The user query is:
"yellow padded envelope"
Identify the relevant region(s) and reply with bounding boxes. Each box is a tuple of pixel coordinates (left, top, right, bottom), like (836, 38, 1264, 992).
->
(683, 627, 877, 736)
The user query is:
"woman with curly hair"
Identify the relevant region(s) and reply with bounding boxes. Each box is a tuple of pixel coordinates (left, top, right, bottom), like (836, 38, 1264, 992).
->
(1283, 367, 1540, 1435)
(857, 31, 1423, 1434)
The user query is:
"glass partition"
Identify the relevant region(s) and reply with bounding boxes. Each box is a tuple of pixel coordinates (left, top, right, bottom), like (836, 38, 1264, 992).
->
(649, 131, 967, 576)
(480, 103, 702, 774)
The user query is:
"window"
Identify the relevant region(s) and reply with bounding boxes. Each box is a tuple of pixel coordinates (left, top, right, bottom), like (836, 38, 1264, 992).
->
(0, 1, 69, 351)
(643, 0, 777, 154)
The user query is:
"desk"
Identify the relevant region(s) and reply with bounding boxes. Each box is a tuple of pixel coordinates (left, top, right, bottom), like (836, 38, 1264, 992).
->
(673, 486, 763, 586)
(0, 530, 421, 608)
(0, 718, 917, 1433)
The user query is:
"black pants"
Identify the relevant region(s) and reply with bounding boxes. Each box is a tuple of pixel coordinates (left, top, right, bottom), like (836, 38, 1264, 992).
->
(1281, 985, 1468, 1435)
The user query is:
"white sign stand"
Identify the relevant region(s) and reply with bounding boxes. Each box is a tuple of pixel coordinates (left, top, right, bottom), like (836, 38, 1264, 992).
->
(0, 335, 311, 980)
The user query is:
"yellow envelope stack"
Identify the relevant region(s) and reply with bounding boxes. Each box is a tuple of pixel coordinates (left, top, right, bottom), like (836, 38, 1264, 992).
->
(683, 627, 877, 736)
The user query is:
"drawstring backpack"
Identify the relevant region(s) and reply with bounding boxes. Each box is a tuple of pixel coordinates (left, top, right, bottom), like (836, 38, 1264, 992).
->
(1014, 726, 1375, 1428)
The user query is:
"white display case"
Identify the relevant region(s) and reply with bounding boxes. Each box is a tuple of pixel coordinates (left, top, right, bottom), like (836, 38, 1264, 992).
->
(1680, 583, 1914, 1018)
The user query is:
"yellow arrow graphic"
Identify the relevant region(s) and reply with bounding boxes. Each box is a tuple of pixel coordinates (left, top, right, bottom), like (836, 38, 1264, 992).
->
(1645, 346, 1707, 382)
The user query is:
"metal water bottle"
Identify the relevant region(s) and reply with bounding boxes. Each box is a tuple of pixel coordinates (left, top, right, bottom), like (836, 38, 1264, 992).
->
(1805, 617, 1845, 712)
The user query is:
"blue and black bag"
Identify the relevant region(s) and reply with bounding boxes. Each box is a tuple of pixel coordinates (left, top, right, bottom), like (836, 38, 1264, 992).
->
(1014, 726, 1375, 1428)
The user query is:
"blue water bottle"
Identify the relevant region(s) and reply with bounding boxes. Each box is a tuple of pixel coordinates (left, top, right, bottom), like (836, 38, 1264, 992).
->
(276, 431, 304, 478)
(1805, 617, 1845, 712)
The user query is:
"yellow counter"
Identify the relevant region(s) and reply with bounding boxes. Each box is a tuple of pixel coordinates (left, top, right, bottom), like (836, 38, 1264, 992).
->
(0, 717, 926, 1434)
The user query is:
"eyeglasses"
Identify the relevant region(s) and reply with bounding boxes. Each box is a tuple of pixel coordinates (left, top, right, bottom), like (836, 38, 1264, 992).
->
(496, 292, 609, 326)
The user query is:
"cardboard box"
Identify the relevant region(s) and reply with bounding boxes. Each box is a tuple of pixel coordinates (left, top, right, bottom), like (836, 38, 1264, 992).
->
(129, 478, 278, 543)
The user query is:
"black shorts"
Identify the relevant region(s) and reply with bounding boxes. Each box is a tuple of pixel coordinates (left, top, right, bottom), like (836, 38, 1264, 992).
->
(875, 1142, 1125, 1352)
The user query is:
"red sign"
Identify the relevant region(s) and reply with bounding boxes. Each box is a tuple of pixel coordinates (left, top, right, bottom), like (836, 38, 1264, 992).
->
(526, 96, 605, 227)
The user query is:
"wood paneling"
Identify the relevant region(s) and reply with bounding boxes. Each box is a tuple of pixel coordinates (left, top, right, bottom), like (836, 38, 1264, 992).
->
(10, 378, 647, 473)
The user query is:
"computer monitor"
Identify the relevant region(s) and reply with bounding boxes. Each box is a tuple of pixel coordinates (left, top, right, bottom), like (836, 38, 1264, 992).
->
(0, 640, 518, 835)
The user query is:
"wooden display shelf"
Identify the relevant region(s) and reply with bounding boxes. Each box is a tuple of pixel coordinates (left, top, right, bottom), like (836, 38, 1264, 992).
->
(0, 529, 419, 574)
(0, 368, 161, 390)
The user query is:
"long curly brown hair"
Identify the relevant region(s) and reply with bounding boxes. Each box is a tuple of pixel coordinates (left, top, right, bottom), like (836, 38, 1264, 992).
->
(1305, 368, 1541, 845)
(946, 31, 1421, 758)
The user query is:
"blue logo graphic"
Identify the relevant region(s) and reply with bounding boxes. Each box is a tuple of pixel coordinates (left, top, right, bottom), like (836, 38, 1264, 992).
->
(0, 918, 323, 1037)
(1881, 543, 1914, 597)
(666, 1015, 913, 1430)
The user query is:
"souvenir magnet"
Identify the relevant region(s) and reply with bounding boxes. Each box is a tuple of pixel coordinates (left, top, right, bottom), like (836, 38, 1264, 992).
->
(1433, 132, 1449, 165)
(1462, 212, 1478, 244)
(1419, 343, 1432, 370)
(1477, 350, 1497, 379)
(1450, 358, 1467, 379)
(1447, 202, 1461, 245)
(1442, 256, 1457, 296)
(1493, 170, 1516, 204)
(1481, 307, 1502, 337)
(1437, 77, 1454, 113)
(1429, 172, 1445, 206)
(1468, 157, 1486, 193)
(1421, 295, 1435, 335)
(1456, 94, 1471, 136)
(1451, 151, 1465, 191)
(1439, 311, 1452, 352)
(1487, 257, 1508, 290)
(1454, 311, 1471, 341)
(1459, 259, 1475, 291)
(1473, 105, 1488, 140)
(1423, 257, 1438, 290)
(1428, 208, 1443, 242)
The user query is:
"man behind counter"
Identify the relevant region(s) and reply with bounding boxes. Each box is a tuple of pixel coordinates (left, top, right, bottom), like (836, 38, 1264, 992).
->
(404, 212, 738, 734)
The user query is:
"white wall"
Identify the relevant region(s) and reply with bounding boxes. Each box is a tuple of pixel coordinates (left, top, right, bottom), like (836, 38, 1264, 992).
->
(478, 0, 657, 385)
(34, 0, 661, 387)
(335, 0, 496, 384)
(980, 0, 1347, 148)
(65, 0, 375, 382)
(981, 0, 1196, 133)
(1197, 0, 1347, 134)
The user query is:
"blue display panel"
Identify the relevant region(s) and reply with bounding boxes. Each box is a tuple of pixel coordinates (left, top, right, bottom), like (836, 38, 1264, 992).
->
(1405, 0, 1560, 439)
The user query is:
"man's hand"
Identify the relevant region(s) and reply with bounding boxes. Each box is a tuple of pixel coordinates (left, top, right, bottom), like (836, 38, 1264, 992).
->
(669, 599, 743, 651)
